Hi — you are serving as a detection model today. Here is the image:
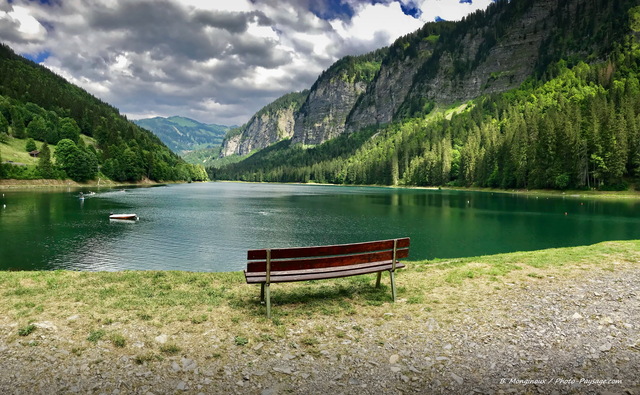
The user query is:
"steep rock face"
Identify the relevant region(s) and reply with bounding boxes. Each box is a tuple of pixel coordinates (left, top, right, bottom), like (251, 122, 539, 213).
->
(291, 52, 385, 145)
(346, 42, 434, 132)
(291, 78, 367, 145)
(406, 0, 555, 109)
(219, 133, 241, 157)
(348, 0, 557, 131)
(220, 108, 296, 157)
(219, 91, 307, 157)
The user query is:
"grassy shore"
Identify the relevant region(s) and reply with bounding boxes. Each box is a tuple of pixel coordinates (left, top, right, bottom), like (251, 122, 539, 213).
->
(1, 240, 638, 393)
(0, 177, 166, 189)
(3, 176, 640, 200)
(1, 240, 638, 348)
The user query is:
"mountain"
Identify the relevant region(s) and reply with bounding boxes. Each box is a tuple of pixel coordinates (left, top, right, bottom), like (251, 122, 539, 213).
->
(133, 116, 232, 154)
(0, 44, 207, 182)
(218, 50, 388, 158)
(291, 49, 387, 145)
(212, 0, 640, 191)
(219, 91, 308, 157)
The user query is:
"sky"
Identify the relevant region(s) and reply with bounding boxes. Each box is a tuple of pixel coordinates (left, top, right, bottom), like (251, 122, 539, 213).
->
(0, 0, 494, 126)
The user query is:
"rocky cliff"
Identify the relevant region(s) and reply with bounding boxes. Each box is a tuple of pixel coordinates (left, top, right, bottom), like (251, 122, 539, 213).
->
(219, 91, 307, 157)
(291, 78, 367, 145)
(345, 24, 447, 132)
(394, 0, 555, 120)
(290, 52, 385, 145)
(347, 0, 562, 129)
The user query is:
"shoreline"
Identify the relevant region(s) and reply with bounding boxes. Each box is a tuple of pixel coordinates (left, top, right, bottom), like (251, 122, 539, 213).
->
(4, 177, 640, 199)
(0, 178, 170, 190)
(216, 179, 640, 199)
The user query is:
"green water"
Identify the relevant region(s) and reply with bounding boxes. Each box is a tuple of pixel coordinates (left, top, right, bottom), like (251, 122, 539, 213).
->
(1, 182, 639, 271)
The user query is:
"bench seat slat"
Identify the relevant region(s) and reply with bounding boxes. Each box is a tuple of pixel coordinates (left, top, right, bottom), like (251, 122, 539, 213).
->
(246, 248, 409, 273)
(245, 260, 405, 278)
(248, 237, 410, 260)
(245, 261, 406, 284)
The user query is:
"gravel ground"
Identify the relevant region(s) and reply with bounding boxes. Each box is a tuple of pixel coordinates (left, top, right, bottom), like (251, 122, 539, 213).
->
(0, 263, 638, 395)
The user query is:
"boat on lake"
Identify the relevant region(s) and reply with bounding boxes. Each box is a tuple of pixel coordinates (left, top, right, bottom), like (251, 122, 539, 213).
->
(109, 213, 139, 221)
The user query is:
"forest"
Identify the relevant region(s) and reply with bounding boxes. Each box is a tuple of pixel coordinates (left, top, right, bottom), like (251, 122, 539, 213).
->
(211, 9, 640, 191)
(0, 44, 207, 183)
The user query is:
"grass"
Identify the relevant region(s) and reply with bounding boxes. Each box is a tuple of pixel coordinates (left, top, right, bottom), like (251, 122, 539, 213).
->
(234, 336, 249, 346)
(0, 135, 99, 165)
(110, 333, 126, 348)
(0, 240, 638, 355)
(0, 136, 41, 164)
(159, 343, 182, 355)
(87, 330, 105, 343)
(17, 324, 36, 336)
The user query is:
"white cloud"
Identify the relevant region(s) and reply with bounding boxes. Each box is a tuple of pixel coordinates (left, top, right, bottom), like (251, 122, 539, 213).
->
(0, 0, 493, 126)
(417, 0, 496, 22)
(332, 1, 423, 44)
(0, 3, 47, 46)
(181, 0, 253, 13)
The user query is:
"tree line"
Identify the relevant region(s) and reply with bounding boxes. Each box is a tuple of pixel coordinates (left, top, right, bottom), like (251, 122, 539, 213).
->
(0, 44, 207, 183)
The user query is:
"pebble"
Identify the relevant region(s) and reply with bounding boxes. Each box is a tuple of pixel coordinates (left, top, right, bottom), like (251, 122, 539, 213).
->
(600, 317, 614, 325)
(599, 343, 612, 352)
(253, 343, 264, 351)
(451, 373, 464, 385)
(182, 358, 197, 371)
(34, 321, 57, 330)
(273, 366, 293, 375)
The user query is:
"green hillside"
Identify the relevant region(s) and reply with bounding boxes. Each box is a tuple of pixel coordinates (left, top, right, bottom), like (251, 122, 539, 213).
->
(133, 116, 231, 155)
(0, 44, 207, 182)
(181, 146, 222, 166)
(212, 1, 640, 191)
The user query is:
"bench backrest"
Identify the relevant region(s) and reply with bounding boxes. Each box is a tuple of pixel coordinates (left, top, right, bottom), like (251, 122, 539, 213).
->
(246, 237, 410, 273)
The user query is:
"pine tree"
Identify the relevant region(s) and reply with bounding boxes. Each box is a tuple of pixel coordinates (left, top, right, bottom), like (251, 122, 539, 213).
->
(25, 138, 36, 152)
(0, 112, 8, 135)
(37, 142, 54, 179)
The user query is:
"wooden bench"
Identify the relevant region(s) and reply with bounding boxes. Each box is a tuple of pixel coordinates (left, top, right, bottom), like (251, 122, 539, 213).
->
(244, 237, 410, 317)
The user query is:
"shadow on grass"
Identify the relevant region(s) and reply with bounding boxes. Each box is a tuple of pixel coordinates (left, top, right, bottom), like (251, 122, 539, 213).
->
(234, 274, 398, 318)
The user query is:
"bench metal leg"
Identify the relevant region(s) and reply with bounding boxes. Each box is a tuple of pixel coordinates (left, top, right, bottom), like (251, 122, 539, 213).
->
(389, 270, 397, 302)
(265, 284, 271, 318)
(260, 283, 265, 303)
(375, 271, 382, 288)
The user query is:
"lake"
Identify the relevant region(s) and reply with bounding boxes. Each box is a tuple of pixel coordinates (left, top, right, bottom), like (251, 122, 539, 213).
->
(1, 182, 639, 272)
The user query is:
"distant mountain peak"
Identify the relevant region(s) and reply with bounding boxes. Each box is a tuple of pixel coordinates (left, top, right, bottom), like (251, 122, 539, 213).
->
(133, 115, 232, 154)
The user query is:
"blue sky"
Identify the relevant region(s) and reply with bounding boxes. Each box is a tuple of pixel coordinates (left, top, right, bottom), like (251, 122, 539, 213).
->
(1, 0, 494, 125)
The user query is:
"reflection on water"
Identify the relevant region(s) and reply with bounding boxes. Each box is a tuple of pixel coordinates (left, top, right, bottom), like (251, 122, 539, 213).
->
(1, 183, 640, 272)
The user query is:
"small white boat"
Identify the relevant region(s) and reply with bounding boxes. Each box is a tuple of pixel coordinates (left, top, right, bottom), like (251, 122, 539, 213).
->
(109, 213, 139, 221)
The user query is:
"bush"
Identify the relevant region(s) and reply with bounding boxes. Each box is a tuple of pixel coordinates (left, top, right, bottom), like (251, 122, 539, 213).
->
(25, 138, 36, 152)
(18, 324, 36, 336)
(598, 181, 629, 191)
